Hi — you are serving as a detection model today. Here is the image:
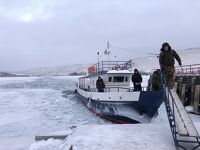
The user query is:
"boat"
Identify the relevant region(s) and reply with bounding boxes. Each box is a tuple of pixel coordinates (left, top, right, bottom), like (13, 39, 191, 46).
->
(75, 59, 163, 124)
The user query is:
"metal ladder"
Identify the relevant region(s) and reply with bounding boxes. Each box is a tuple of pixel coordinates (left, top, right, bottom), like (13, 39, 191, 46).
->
(161, 74, 200, 150)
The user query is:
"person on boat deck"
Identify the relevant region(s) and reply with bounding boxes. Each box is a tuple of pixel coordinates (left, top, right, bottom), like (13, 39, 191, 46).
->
(147, 75, 152, 91)
(151, 69, 161, 91)
(96, 76, 105, 92)
(159, 42, 182, 89)
(132, 69, 142, 91)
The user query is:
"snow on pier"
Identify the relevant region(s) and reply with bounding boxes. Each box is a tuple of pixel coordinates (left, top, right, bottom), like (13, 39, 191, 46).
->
(59, 123, 200, 150)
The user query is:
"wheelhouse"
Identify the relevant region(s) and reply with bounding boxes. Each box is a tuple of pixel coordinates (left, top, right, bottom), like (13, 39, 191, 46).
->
(78, 60, 134, 92)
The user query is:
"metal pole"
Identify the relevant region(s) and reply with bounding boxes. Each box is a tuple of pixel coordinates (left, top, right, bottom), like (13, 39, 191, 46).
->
(97, 52, 99, 73)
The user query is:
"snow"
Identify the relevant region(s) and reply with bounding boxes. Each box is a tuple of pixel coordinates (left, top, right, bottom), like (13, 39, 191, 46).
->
(27, 122, 200, 150)
(7, 48, 200, 77)
(0, 74, 199, 149)
(14, 64, 89, 76)
(28, 117, 200, 150)
(107, 70, 133, 74)
(27, 139, 63, 150)
(131, 48, 200, 72)
(0, 137, 34, 150)
(0, 77, 38, 84)
(61, 124, 176, 150)
(0, 77, 108, 150)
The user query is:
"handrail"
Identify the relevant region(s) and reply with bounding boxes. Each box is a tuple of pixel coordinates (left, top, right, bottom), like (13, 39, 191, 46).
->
(161, 72, 178, 146)
(161, 72, 200, 149)
(80, 86, 147, 92)
(88, 60, 132, 74)
(175, 64, 200, 76)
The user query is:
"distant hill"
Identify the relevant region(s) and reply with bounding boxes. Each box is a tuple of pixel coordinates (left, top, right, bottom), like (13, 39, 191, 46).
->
(0, 72, 29, 77)
(131, 48, 200, 73)
(14, 64, 89, 77)
(6, 48, 200, 77)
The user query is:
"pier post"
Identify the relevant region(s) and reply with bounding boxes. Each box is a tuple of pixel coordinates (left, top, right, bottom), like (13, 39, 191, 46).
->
(193, 85, 200, 114)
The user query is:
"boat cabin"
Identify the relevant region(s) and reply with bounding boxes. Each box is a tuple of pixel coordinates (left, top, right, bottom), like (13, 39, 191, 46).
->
(78, 61, 134, 92)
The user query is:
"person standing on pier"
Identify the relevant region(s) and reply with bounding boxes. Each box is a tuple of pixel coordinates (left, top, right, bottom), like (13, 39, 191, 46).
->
(159, 42, 182, 88)
(132, 69, 143, 91)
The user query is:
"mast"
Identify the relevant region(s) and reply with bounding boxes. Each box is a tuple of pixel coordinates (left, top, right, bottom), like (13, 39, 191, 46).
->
(104, 41, 111, 61)
(97, 52, 100, 73)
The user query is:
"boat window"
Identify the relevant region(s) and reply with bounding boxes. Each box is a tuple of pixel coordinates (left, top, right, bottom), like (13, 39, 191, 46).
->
(125, 77, 128, 82)
(108, 77, 112, 82)
(113, 76, 124, 82)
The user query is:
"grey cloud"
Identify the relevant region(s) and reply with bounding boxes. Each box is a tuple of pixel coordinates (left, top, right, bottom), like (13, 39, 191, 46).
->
(0, 0, 200, 71)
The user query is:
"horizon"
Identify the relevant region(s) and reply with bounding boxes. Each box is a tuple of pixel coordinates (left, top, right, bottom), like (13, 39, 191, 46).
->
(1, 46, 199, 73)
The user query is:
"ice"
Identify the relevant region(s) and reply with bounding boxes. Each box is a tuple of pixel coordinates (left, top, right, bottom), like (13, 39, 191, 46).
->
(60, 124, 176, 150)
(0, 76, 199, 150)
(27, 139, 63, 150)
(0, 76, 107, 150)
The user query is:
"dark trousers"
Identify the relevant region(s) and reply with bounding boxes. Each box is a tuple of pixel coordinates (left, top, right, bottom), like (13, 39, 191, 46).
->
(98, 88, 104, 92)
(151, 84, 160, 91)
(134, 83, 142, 91)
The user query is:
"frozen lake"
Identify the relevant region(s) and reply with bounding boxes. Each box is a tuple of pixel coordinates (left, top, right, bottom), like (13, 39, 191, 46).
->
(0, 77, 108, 150)
(0, 76, 199, 150)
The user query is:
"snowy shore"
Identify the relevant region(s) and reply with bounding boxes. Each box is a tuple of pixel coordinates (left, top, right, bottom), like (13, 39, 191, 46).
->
(27, 122, 200, 150)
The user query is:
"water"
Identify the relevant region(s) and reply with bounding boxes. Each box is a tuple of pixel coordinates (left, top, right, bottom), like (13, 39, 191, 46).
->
(0, 77, 108, 149)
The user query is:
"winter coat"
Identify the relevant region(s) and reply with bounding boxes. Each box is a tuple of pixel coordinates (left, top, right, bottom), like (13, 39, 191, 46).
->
(151, 71, 160, 91)
(132, 72, 142, 84)
(159, 49, 181, 69)
(96, 78, 105, 91)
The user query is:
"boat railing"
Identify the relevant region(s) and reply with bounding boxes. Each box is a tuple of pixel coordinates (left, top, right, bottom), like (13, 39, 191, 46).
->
(88, 60, 132, 74)
(84, 86, 147, 92)
(175, 64, 200, 76)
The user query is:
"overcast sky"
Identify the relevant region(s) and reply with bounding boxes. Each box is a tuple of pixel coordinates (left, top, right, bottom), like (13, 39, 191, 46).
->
(0, 0, 200, 71)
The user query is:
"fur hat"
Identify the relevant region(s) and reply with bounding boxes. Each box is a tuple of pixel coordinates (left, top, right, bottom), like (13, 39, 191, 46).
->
(162, 42, 170, 48)
(161, 42, 171, 51)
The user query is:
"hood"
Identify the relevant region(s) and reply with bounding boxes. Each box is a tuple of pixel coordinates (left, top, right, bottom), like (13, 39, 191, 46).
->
(160, 42, 172, 52)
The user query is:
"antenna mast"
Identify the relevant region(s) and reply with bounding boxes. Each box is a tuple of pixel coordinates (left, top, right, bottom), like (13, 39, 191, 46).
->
(104, 41, 111, 61)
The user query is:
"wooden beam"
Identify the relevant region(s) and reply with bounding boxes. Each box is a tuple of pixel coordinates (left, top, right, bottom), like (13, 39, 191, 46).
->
(171, 89, 199, 137)
(35, 135, 68, 141)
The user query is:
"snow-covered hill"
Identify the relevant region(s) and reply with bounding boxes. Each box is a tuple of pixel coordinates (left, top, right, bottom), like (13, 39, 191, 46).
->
(12, 48, 200, 76)
(15, 64, 89, 77)
(0, 72, 29, 77)
(131, 48, 200, 72)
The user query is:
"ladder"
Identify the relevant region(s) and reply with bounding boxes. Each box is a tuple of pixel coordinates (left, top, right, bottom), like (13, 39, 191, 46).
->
(161, 74, 200, 150)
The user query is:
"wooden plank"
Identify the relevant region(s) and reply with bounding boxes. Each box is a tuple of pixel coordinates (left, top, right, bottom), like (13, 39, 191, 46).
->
(168, 93, 188, 136)
(35, 135, 68, 141)
(171, 89, 199, 137)
(174, 108, 188, 136)
(174, 82, 178, 92)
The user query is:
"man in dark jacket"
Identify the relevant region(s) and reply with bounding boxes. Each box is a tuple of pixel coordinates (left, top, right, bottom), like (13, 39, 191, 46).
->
(151, 69, 161, 91)
(159, 42, 182, 88)
(132, 69, 142, 91)
(96, 76, 105, 92)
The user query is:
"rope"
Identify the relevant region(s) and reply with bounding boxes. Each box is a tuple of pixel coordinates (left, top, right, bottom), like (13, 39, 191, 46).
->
(109, 44, 159, 56)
